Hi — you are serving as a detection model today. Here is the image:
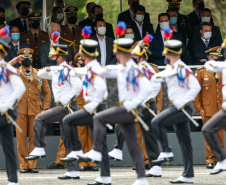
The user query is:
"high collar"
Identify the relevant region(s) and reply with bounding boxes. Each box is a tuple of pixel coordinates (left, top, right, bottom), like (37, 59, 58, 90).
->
(172, 59, 182, 68)
(58, 61, 67, 67)
(86, 59, 99, 68)
(125, 58, 136, 69)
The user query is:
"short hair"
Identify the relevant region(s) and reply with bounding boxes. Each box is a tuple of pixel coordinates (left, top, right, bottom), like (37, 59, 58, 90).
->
(192, 0, 197, 4)
(133, 5, 145, 14)
(16, 1, 31, 9)
(158, 13, 170, 22)
(47, 22, 61, 33)
(55, 0, 64, 4)
(94, 18, 105, 27)
(0, 7, 5, 13)
(201, 8, 211, 14)
(200, 22, 212, 30)
(10, 26, 20, 33)
(166, 8, 178, 14)
(86, 2, 95, 10)
(50, 6, 64, 24)
(91, 5, 102, 14)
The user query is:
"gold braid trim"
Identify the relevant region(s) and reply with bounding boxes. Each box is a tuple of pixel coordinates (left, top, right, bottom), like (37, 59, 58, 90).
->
(60, 36, 76, 48)
(4, 112, 10, 124)
(133, 109, 139, 122)
(113, 44, 133, 54)
(163, 47, 182, 55)
(79, 45, 99, 57)
(0, 44, 8, 56)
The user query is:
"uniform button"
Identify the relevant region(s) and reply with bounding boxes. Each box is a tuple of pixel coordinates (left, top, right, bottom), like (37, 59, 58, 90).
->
(217, 101, 219, 103)
(217, 90, 219, 91)
(36, 58, 38, 60)
(28, 99, 30, 101)
(29, 88, 31, 90)
(217, 95, 219, 97)
(36, 47, 38, 48)
(29, 94, 30, 96)
(205, 87, 208, 90)
(204, 103, 205, 105)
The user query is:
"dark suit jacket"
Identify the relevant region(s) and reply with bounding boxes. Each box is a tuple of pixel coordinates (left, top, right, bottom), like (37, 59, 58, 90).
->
(5, 42, 30, 68)
(149, 30, 187, 66)
(192, 24, 222, 46)
(90, 35, 117, 65)
(117, 9, 150, 25)
(187, 10, 201, 29)
(90, 22, 115, 39)
(131, 21, 154, 40)
(9, 17, 28, 34)
(193, 37, 222, 65)
(79, 17, 92, 27)
(39, 39, 72, 67)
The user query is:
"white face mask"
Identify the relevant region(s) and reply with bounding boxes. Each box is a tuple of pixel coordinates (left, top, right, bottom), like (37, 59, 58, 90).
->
(125, 34, 134, 39)
(97, 26, 106, 35)
(135, 14, 144, 22)
(202, 17, 211, 23)
(160, 22, 169, 30)
(57, 13, 64, 21)
(203, 31, 212, 39)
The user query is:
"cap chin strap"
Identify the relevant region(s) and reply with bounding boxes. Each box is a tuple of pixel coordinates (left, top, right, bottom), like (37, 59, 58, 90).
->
(113, 44, 133, 54)
(163, 47, 182, 55)
(79, 45, 99, 57)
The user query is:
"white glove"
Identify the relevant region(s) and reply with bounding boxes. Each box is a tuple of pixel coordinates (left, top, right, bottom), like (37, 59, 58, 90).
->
(222, 102, 226, 111)
(0, 103, 9, 113)
(123, 100, 137, 112)
(173, 100, 185, 110)
(204, 60, 218, 72)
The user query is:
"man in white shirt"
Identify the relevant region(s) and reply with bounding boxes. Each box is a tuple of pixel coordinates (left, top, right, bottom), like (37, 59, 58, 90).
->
(25, 43, 83, 180)
(151, 40, 201, 184)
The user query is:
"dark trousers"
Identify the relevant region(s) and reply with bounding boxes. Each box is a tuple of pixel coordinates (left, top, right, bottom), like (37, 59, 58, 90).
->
(62, 103, 110, 177)
(202, 109, 226, 162)
(93, 107, 146, 178)
(114, 102, 160, 164)
(151, 104, 194, 177)
(33, 101, 79, 171)
(0, 124, 18, 183)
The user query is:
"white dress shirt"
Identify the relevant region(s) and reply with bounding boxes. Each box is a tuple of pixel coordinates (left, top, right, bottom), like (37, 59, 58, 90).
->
(0, 59, 25, 109)
(138, 61, 161, 106)
(19, 17, 30, 31)
(37, 61, 82, 105)
(152, 59, 201, 109)
(80, 59, 108, 113)
(97, 35, 107, 66)
(135, 21, 143, 39)
(201, 37, 210, 47)
(98, 59, 152, 111)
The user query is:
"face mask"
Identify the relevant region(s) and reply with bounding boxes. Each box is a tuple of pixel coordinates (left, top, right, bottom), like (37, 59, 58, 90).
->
(97, 26, 106, 35)
(11, 33, 20, 41)
(50, 58, 57, 65)
(170, 17, 177, 25)
(31, 22, 40, 29)
(21, 7, 30, 16)
(96, 13, 103, 20)
(132, 57, 139, 64)
(67, 16, 77, 24)
(57, 13, 64, 21)
(125, 34, 134, 39)
(135, 14, 144, 22)
(164, 57, 170, 64)
(0, 17, 5, 24)
(203, 32, 212, 39)
(132, 1, 139, 9)
(201, 17, 211, 23)
(22, 59, 31, 67)
(78, 60, 85, 67)
(197, 2, 205, 10)
(160, 22, 169, 30)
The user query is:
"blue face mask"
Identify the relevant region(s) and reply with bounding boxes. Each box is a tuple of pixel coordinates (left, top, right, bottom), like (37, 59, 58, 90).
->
(170, 17, 177, 25)
(11, 33, 20, 41)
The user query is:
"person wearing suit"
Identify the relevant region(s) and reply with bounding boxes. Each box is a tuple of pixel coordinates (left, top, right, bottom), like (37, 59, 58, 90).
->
(187, 0, 205, 29)
(78, 2, 96, 27)
(117, 0, 150, 25)
(193, 23, 222, 65)
(89, 5, 115, 39)
(131, 5, 154, 41)
(39, 23, 72, 67)
(149, 13, 186, 66)
(9, 1, 31, 34)
(5, 26, 29, 68)
(192, 8, 222, 47)
(90, 19, 117, 66)
(0, 7, 11, 44)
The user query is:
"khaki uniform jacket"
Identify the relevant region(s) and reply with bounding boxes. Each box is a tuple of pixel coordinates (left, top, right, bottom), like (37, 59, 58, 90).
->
(20, 30, 49, 69)
(17, 67, 51, 115)
(60, 24, 83, 59)
(150, 63, 163, 111)
(194, 67, 222, 117)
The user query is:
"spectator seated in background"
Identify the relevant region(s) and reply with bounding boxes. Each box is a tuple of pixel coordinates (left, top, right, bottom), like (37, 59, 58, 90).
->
(192, 8, 222, 46)
(117, 0, 150, 25)
(39, 23, 72, 67)
(193, 22, 222, 65)
(90, 19, 117, 66)
(0, 7, 11, 44)
(5, 26, 29, 68)
(149, 13, 186, 66)
(79, 2, 96, 27)
(131, 5, 154, 41)
(125, 24, 137, 42)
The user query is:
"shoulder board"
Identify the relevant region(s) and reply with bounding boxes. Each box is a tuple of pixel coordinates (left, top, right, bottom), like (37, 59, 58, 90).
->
(1, 64, 6, 67)
(142, 64, 147, 69)
(149, 63, 158, 68)
(132, 65, 138, 69)
(88, 66, 92, 71)
(178, 64, 185, 68)
(197, 66, 204, 71)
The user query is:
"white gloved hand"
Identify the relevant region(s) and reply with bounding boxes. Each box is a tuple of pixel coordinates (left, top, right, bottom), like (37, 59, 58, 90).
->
(0, 103, 9, 113)
(123, 100, 137, 112)
(222, 102, 226, 111)
(204, 60, 217, 72)
(173, 100, 185, 110)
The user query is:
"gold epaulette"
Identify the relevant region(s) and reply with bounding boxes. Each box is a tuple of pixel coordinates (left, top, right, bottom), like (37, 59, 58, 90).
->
(142, 64, 147, 69)
(132, 65, 138, 69)
(178, 64, 184, 68)
(88, 66, 92, 70)
(1, 64, 6, 67)
(197, 66, 204, 70)
(149, 63, 158, 68)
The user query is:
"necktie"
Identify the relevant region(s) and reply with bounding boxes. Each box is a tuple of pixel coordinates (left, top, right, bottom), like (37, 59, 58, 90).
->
(15, 45, 18, 52)
(23, 20, 27, 32)
(72, 27, 75, 36)
(34, 33, 38, 43)
(205, 40, 208, 48)
(25, 70, 31, 82)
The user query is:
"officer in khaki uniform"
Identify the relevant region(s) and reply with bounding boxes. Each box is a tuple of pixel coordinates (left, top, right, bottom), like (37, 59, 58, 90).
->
(60, 6, 83, 59)
(20, 12, 49, 69)
(14, 48, 51, 173)
(194, 46, 225, 169)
